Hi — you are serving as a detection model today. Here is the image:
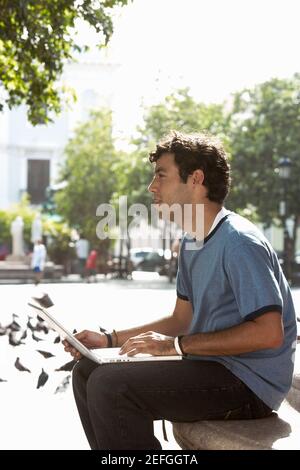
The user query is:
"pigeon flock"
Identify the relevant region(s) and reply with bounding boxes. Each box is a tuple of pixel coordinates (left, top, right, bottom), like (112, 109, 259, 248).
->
(0, 311, 76, 394)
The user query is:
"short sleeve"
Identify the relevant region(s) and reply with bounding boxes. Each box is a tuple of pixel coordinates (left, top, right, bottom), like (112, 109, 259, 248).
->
(226, 241, 283, 320)
(176, 242, 189, 301)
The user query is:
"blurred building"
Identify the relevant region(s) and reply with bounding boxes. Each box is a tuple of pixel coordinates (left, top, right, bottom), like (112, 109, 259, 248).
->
(0, 57, 119, 209)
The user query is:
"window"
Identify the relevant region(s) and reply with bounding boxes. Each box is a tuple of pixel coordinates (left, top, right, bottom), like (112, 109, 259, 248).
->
(27, 159, 50, 204)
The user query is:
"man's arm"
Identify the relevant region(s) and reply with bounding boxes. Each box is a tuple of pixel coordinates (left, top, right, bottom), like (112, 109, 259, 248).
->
(119, 311, 284, 357)
(116, 297, 193, 346)
(178, 311, 284, 355)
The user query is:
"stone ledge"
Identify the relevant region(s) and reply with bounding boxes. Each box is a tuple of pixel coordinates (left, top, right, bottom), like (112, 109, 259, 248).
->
(173, 400, 300, 450)
(0, 262, 63, 280)
(286, 373, 300, 411)
(173, 348, 300, 450)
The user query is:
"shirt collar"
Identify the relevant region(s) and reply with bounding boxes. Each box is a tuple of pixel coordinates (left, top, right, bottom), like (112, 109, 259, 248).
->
(207, 207, 230, 236)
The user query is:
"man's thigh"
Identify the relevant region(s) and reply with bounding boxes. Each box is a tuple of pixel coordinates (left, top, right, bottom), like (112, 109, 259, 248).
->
(87, 359, 252, 422)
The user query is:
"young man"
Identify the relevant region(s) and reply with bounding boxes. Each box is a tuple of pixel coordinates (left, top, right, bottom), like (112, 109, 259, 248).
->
(65, 131, 297, 450)
(31, 239, 47, 285)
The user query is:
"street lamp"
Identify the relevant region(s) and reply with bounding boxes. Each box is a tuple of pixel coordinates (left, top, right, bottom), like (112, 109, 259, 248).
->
(278, 157, 292, 281)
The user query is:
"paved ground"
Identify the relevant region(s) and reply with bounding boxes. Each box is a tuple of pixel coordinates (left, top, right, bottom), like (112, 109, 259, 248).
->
(0, 277, 299, 450)
(0, 275, 180, 450)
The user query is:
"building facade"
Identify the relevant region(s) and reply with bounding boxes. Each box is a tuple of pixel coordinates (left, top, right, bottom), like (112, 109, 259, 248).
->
(0, 58, 119, 209)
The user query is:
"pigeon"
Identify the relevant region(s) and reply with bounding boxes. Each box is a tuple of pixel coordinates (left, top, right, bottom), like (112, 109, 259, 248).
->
(35, 322, 49, 335)
(36, 350, 55, 359)
(32, 331, 44, 342)
(27, 316, 36, 331)
(37, 369, 49, 389)
(0, 324, 8, 336)
(8, 331, 25, 347)
(20, 329, 27, 340)
(55, 375, 71, 394)
(14, 357, 31, 373)
(55, 359, 77, 372)
(32, 293, 54, 309)
(8, 319, 21, 332)
(54, 335, 60, 344)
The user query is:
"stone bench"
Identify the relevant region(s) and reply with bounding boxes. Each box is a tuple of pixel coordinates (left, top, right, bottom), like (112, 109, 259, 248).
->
(172, 353, 300, 450)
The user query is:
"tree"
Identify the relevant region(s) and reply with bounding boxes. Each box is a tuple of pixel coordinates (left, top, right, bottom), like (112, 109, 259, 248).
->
(0, 0, 129, 124)
(55, 108, 120, 249)
(110, 149, 152, 270)
(135, 87, 230, 148)
(228, 74, 300, 252)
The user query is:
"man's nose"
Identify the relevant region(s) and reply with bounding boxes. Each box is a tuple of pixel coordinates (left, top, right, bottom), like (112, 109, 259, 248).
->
(148, 178, 156, 193)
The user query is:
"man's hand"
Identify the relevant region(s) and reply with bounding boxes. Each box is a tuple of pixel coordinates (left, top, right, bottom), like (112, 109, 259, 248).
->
(119, 331, 176, 357)
(63, 330, 107, 360)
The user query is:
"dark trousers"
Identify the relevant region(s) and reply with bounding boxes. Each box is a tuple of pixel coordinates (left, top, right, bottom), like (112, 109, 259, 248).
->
(72, 358, 272, 450)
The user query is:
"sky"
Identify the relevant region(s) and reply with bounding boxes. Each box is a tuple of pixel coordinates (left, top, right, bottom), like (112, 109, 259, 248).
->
(78, 0, 300, 139)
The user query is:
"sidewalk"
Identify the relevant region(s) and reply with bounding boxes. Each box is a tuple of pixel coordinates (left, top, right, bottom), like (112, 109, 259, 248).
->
(0, 278, 179, 450)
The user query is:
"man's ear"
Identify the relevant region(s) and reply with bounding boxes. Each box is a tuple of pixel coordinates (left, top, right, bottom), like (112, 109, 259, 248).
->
(192, 169, 204, 186)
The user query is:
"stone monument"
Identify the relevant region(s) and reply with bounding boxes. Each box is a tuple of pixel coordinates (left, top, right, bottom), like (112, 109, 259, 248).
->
(10, 215, 25, 260)
(31, 214, 43, 243)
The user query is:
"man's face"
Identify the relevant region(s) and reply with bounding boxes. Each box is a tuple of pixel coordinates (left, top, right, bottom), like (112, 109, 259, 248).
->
(148, 152, 191, 208)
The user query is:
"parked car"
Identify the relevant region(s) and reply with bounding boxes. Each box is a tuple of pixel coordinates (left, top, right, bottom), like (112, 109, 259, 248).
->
(130, 248, 167, 275)
(130, 248, 154, 269)
(106, 255, 133, 279)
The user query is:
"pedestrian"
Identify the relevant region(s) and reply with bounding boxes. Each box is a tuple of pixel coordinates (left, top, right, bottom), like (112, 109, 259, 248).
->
(31, 239, 47, 285)
(85, 248, 98, 283)
(75, 235, 89, 279)
(64, 131, 297, 450)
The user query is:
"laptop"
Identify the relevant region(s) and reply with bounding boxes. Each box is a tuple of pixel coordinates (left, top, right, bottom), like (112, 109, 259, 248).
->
(28, 301, 182, 365)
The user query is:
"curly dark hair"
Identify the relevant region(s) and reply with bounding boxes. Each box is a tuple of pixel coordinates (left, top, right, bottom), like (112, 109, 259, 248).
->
(149, 131, 231, 204)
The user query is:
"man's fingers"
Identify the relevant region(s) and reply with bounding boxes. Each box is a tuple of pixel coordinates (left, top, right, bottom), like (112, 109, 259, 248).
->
(126, 348, 138, 357)
(64, 344, 79, 356)
(119, 339, 143, 354)
(74, 330, 88, 341)
(120, 340, 149, 355)
(137, 331, 153, 337)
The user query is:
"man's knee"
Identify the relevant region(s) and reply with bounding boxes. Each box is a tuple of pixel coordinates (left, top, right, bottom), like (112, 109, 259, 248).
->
(72, 358, 98, 385)
(86, 365, 128, 401)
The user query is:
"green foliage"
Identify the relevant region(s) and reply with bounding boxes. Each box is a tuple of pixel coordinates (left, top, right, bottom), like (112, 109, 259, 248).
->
(0, 209, 10, 247)
(2, 194, 38, 248)
(43, 219, 74, 264)
(228, 74, 300, 233)
(0, 0, 129, 124)
(111, 149, 152, 210)
(134, 88, 231, 149)
(55, 108, 119, 246)
(0, 193, 73, 263)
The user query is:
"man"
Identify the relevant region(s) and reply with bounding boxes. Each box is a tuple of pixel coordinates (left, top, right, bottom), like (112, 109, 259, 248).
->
(64, 131, 297, 450)
(31, 239, 47, 285)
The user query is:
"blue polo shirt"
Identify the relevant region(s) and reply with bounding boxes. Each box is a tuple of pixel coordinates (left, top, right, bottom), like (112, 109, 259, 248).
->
(176, 211, 297, 410)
